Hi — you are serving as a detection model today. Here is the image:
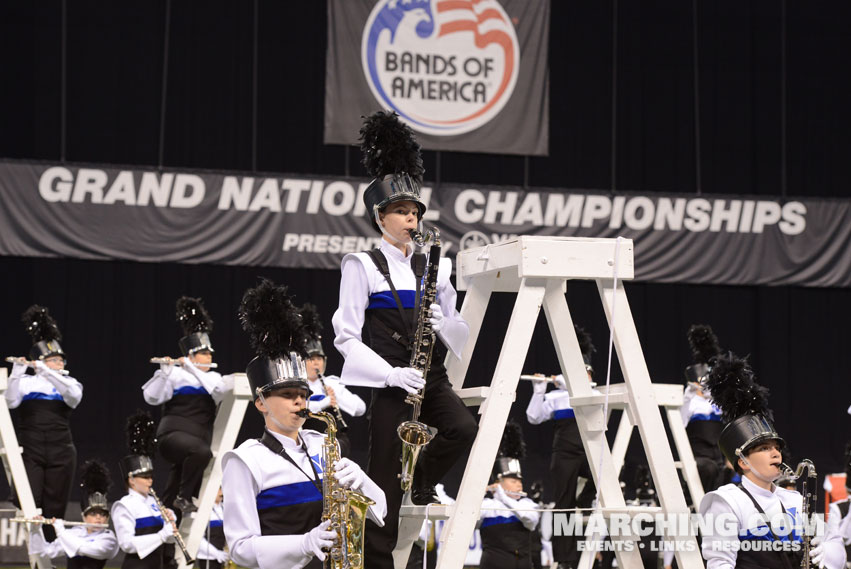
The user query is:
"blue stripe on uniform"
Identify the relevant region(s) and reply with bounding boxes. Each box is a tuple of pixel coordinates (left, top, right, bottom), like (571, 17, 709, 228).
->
(690, 413, 722, 422)
(309, 394, 325, 401)
(553, 408, 575, 420)
(173, 386, 208, 396)
(209, 519, 223, 528)
(367, 290, 417, 310)
(256, 481, 323, 510)
(22, 392, 64, 401)
(481, 515, 521, 528)
(136, 515, 164, 530)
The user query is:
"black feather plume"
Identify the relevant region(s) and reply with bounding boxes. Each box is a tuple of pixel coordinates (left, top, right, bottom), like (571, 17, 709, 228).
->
(499, 421, 527, 460)
(687, 324, 721, 365)
(239, 279, 309, 359)
(359, 111, 424, 183)
(575, 325, 595, 360)
(21, 305, 62, 343)
(80, 459, 112, 495)
(299, 303, 323, 344)
(126, 410, 157, 457)
(176, 296, 214, 335)
(706, 352, 773, 424)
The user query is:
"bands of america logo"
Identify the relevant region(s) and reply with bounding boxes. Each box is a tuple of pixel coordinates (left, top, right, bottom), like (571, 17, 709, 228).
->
(362, 0, 520, 136)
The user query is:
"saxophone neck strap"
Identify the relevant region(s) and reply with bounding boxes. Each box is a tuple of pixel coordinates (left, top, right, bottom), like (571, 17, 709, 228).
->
(365, 248, 426, 341)
(259, 429, 322, 493)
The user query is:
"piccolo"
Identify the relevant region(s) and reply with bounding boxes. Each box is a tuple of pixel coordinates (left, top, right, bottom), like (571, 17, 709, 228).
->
(150, 357, 217, 368)
(5, 357, 70, 375)
(11, 517, 108, 529)
(519, 374, 558, 382)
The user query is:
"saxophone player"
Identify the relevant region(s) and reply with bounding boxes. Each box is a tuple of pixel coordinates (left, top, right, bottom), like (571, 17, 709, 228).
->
(302, 333, 366, 457)
(698, 353, 845, 569)
(332, 111, 477, 569)
(222, 279, 386, 569)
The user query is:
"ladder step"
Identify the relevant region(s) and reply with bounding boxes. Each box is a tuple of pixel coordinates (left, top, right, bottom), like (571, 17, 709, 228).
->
(453, 387, 503, 407)
(399, 504, 454, 521)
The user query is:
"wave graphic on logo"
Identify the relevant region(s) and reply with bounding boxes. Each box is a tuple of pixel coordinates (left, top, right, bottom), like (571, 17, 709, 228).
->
(362, 0, 520, 136)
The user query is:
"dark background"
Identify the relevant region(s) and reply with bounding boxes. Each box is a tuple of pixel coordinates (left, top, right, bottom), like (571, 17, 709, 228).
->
(1, 0, 850, 507)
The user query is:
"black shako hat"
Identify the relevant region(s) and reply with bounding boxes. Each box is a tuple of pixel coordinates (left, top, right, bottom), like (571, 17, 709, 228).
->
(684, 324, 722, 384)
(238, 279, 321, 399)
(120, 411, 157, 479)
(22, 305, 65, 361)
(80, 459, 112, 515)
(493, 421, 526, 481)
(359, 110, 426, 233)
(176, 296, 214, 356)
(706, 352, 785, 466)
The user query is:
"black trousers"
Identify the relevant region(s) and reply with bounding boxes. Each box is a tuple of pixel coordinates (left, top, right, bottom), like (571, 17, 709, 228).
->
(157, 430, 212, 509)
(19, 429, 76, 542)
(551, 453, 595, 565)
(364, 379, 478, 569)
(480, 548, 534, 569)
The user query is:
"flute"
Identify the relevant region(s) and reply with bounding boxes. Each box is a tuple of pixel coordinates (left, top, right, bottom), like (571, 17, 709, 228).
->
(12, 517, 108, 529)
(5, 357, 70, 375)
(519, 374, 558, 382)
(150, 357, 218, 368)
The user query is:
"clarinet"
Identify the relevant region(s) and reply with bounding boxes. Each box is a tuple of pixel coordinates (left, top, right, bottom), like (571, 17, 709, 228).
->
(780, 460, 817, 569)
(149, 488, 195, 565)
(318, 373, 349, 430)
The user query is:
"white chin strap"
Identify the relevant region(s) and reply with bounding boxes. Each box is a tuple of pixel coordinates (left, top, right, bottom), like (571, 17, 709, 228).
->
(737, 451, 778, 484)
(258, 391, 289, 432)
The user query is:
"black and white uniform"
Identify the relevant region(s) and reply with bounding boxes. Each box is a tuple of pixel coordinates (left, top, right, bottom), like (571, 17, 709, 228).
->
(222, 428, 387, 569)
(303, 374, 366, 458)
(111, 489, 175, 569)
(28, 524, 119, 569)
(700, 476, 845, 569)
(6, 361, 82, 527)
(143, 362, 229, 508)
(526, 376, 598, 566)
(479, 491, 540, 569)
(681, 385, 725, 493)
(826, 497, 851, 568)
(332, 239, 477, 569)
(196, 502, 227, 569)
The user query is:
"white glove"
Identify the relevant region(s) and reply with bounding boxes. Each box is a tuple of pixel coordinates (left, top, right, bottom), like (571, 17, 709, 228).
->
(810, 536, 826, 569)
(311, 395, 332, 411)
(428, 303, 445, 332)
(495, 484, 519, 507)
(554, 374, 567, 390)
(160, 362, 175, 375)
(300, 520, 336, 561)
(52, 519, 66, 535)
(386, 367, 425, 394)
(532, 378, 548, 394)
(158, 524, 175, 543)
(214, 550, 229, 564)
(334, 458, 366, 489)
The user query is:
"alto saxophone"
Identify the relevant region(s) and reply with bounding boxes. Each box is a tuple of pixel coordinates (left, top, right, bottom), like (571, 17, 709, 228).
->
(397, 227, 440, 492)
(780, 460, 817, 568)
(299, 409, 374, 569)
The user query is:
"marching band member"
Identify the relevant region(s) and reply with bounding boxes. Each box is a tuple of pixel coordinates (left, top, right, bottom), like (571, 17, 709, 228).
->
(195, 488, 228, 569)
(525, 324, 598, 569)
(824, 445, 851, 566)
(223, 279, 386, 569)
(298, 312, 366, 458)
(699, 353, 845, 569)
(681, 324, 726, 493)
(479, 422, 540, 569)
(27, 460, 119, 569)
(332, 111, 476, 569)
(143, 296, 229, 516)
(7, 305, 82, 541)
(112, 411, 176, 569)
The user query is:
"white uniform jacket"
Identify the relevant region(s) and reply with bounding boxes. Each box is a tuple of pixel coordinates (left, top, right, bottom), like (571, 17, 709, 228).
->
(6, 361, 83, 408)
(332, 239, 468, 388)
(222, 429, 386, 569)
(197, 502, 226, 562)
(526, 377, 600, 425)
(111, 490, 170, 559)
(306, 375, 366, 417)
(699, 476, 845, 569)
(142, 362, 227, 405)
(480, 494, 540, 532)
(680, 384, 723, 426)
(28, 525, 119, 561)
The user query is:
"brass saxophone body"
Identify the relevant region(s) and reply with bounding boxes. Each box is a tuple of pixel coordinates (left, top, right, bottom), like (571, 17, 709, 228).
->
(397, 227, 440, 492)
(779, 459, 817, 568)
(304, 410, 374, 569)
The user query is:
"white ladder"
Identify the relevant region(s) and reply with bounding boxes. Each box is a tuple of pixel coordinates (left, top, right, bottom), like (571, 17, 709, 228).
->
(0, 367, 51, 569)
(177, 373, 252, 568)
(395, 236, 703, 569)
